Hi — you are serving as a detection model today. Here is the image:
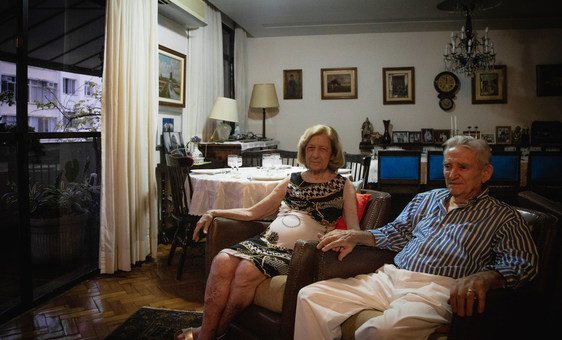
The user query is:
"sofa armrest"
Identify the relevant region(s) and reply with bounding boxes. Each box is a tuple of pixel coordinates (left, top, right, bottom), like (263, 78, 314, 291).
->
(303, 240, 397, 281)
(205, 217, 269, 277)
(448, 287, 538, 339)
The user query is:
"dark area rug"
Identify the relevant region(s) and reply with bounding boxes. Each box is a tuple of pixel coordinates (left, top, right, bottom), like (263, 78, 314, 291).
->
(106, 306, 202, 339)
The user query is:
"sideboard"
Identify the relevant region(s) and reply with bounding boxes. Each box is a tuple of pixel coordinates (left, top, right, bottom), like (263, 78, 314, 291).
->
(198, 139, 279, 167)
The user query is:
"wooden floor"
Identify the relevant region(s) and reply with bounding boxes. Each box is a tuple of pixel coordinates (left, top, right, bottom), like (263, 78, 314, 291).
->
(0, 244, 206, 339)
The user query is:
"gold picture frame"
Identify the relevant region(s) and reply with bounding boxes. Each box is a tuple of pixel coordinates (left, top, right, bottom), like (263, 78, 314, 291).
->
(472, 65, 507, 104)
(158, 45, 186, 107)
(383, 67, 415, 104)
(321, 67, 358, 99)
(283, 69, 303, 99)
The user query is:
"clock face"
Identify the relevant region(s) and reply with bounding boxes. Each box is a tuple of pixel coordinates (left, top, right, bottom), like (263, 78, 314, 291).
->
(439, 97, 454, 111)
(434, 72, 460, 94)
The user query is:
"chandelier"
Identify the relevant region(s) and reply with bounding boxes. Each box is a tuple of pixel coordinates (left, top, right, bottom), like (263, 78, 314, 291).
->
(443, 6, 496, 77)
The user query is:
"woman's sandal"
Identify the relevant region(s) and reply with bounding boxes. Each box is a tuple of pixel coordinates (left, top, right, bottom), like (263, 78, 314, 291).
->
(174, 327, 194, 340)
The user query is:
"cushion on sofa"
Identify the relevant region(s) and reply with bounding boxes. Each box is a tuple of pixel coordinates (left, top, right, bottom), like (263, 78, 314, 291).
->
(252, 275, 287, 313)
(335, 193, 372, 230)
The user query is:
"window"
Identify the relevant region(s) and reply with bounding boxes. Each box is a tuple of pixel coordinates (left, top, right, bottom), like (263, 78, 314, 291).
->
(222, 24, 235, 98)
(29, 79, 57, 104)
(28, 116, 56, 132)
(84, 81, 94, 96)
(63, 78, 75, 94)
(1, 75, 16, 95)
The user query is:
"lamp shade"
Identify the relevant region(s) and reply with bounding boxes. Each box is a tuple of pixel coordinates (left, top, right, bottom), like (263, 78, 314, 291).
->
(208, 97, 239, 123)
(249, 83, 279, 109)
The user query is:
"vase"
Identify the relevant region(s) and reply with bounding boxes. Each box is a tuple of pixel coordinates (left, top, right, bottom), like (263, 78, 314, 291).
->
(190, 143, 204, 163)
(382, 120, 391, 144)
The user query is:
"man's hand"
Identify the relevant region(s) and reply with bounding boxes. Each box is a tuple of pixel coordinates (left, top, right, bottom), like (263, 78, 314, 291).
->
(449, 270, 506, 317)
(317, 229, 374, 261)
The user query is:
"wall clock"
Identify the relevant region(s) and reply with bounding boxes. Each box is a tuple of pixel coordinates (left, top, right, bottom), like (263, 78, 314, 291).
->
(434, 71, 460, 111)
(434, 71, 460, 95)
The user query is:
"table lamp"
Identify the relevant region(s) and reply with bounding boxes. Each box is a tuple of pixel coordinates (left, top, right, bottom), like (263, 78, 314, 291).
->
(209, 97, 239, 141)
(249, 83, 279, 140)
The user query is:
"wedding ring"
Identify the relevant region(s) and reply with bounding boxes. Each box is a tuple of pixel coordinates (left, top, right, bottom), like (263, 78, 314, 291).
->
(467, 288, 474, 294)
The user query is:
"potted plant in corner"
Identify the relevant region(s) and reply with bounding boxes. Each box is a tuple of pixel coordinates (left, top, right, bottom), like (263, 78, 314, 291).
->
(2, 158, 100, 266)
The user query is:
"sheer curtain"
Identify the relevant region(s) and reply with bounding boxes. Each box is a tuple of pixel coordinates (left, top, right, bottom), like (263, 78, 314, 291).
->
(184, 4, 224, 141)
(234, 28, 248, 133)
(99, 0, 158, 273)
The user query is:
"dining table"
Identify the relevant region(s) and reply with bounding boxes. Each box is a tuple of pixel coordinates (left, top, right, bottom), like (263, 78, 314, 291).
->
(187, 166, 352, 216)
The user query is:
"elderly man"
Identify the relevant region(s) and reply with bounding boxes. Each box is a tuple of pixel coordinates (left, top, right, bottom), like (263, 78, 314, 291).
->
(294, 135, 538, 340)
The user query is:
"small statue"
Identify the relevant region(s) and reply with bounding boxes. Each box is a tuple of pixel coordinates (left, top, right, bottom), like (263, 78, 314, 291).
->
(361, 118, 374, 143)
(512, 126, 522, 145)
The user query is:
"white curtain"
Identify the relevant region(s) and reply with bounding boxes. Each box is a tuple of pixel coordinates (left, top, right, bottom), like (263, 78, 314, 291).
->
(99, 0, 158, 273)
(234, 28, 248, 133)
(184, 4, 224, 142)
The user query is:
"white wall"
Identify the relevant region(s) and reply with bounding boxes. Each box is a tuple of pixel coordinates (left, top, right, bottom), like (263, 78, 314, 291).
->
(246, 29, 562, 153)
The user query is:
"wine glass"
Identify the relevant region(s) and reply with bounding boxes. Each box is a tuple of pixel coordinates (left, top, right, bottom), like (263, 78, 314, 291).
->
(236, 155, 243, 171)
(227, 154, 238, 173)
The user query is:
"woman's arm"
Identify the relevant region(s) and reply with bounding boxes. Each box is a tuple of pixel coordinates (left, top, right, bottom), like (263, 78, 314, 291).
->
(342, 179, 360, 230)
(192, 177, 290, 241)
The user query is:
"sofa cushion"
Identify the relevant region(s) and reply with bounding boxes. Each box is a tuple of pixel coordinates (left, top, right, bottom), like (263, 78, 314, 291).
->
(336, 193, 372, 230)
(252, 275, 287, 313)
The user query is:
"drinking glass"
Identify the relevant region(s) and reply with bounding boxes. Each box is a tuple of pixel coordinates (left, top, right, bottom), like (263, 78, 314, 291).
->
(227, 154, 238, 172)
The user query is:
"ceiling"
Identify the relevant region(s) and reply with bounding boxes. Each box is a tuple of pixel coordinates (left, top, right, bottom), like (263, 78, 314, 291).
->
(207, 0, 562, 38)
(0, 0, 106, 77)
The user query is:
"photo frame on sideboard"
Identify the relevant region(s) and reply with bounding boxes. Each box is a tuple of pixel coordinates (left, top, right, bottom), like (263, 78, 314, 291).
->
(496, 126, 512, 144)
(472, 65, 507, 104)
(409, 131, 421, 143)
(158, 45, 186, 107)
(421, 128, 434, 143)
(392, 131, 409, 143)
(383, 67, 415, 104)
(321, 67, 358, 99)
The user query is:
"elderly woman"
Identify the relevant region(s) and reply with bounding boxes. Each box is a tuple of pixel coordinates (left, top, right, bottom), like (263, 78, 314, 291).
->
(176, 124, 360, 340)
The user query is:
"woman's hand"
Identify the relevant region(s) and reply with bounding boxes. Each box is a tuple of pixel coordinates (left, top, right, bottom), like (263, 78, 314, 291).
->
(193, 212, 214, 241)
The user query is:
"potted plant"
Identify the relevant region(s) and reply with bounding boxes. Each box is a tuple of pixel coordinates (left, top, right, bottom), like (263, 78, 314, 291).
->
(2, 159, 100, 265)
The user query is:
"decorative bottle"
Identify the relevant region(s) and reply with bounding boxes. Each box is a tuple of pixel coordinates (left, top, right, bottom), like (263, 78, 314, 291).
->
(382, 120, 391, 144)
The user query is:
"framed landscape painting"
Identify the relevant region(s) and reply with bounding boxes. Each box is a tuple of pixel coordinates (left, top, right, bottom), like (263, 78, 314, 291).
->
(321, 67, 358, 99)
(158, 45, 186, 107)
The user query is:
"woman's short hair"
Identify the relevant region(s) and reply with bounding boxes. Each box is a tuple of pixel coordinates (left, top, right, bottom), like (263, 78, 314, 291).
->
(297, 125, 345, 171)
(443, 135, 492, 167)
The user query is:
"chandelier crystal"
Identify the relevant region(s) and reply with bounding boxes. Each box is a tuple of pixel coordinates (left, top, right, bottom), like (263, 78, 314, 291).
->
(443, 9, 495, 77)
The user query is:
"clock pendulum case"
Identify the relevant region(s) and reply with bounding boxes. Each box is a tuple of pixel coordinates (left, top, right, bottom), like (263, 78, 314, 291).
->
(434, 71, 460, 111)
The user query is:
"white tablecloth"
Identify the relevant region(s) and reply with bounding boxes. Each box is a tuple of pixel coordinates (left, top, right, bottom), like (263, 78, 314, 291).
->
(188, 166, 351, 216)
(188, 166, 302, 216)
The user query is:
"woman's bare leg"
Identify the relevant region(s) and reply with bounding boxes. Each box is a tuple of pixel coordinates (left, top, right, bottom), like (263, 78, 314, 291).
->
(215, 260, 267, 335)
(194, 253, 241, 340)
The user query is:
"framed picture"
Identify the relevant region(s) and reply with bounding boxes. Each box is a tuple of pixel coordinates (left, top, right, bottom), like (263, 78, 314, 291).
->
(162, 131, 185, 154)
(392, 131, 409, 144)
(536, 64, 562, 96)
(283, 69, 303, 99)
(481, 133, 496, 144)
(409, 131, 421, 143)
(383, 67, 415, 104)
(496, 126, 512, 144)
(162, 117, 174, 132)
(421, 128, 434, 143)
(321, 67, 358, 99)
(471, 65, 507, 104)
(158, 45, 186, 107)
(433, 129, 450, 144)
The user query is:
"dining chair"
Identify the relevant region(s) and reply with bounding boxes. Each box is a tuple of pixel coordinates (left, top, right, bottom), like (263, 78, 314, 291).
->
(488, 150, 521, 204)
(343, 153, 371, 189)
(241, 149, 298, 167)
(425, 150, 445, 189)
(526, 151, 562, 201)
(164, 153, 205, 280)
(377, 150, 422, 219)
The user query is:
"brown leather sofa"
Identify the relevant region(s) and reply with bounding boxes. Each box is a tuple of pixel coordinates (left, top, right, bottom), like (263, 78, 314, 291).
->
(517, 190, 562, 335)
(307, 206, 557, 340)
(204, 189, 392, 340)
